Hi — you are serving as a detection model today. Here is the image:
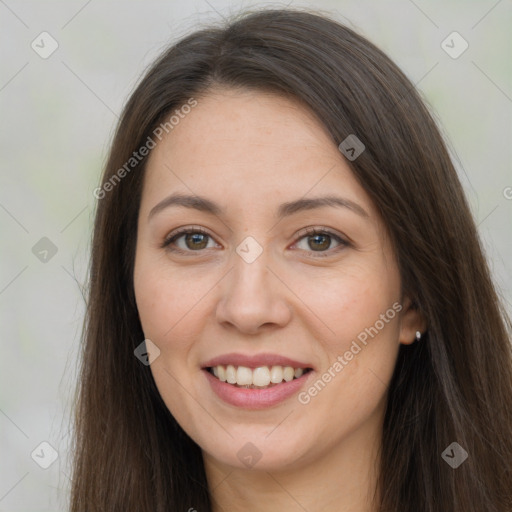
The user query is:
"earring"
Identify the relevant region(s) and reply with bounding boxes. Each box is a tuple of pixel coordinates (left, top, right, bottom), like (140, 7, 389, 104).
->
(415, 331, 422, 342)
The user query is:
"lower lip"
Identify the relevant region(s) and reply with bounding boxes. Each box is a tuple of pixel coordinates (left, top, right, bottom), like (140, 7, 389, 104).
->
(203, 369, 314, 410)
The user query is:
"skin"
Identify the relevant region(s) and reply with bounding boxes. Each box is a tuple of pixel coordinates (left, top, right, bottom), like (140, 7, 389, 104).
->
(133, 87, 426, 512)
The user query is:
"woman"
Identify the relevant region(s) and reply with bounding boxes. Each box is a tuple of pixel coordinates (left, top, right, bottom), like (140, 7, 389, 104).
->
(71, 8, 512, 511)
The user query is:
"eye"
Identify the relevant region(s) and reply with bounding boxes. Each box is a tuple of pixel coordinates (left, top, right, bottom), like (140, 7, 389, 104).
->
(291, 227, 349, 257)
(161, 225, 349, 257)
(161, 226, 218, 254)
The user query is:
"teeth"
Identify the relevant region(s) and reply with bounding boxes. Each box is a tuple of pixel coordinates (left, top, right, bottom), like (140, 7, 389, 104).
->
(226, 364, 237, 384)
(253, 367, 270, 386)
(209, 365, 309, 387)
(236, 366, 253, 385)
(283, 366, 295, 382)
(270, 365, 283, 383)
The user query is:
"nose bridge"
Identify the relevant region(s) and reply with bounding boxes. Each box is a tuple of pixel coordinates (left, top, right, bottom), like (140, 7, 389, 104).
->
(229, 234, 273, 303)
(233, 237, 269, 292)
(215, 235, 291, 332)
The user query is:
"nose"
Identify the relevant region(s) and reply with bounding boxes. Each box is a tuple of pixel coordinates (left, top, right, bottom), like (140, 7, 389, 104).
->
(215, 247, 292, 334)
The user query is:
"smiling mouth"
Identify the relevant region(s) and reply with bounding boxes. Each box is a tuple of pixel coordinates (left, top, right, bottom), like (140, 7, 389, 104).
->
(206, 364, 313, 389)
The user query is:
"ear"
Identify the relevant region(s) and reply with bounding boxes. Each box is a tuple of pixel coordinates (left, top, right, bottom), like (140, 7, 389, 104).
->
(399, 296, 427, 345)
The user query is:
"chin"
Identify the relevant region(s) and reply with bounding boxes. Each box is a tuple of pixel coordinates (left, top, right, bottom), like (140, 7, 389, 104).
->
(201, 430, 312, 472)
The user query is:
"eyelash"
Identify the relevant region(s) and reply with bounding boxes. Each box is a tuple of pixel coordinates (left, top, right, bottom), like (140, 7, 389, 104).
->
(161, 225, 349, 258)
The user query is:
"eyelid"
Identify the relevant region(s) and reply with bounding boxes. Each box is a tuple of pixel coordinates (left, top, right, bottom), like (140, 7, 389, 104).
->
(294, 225, 347, 241)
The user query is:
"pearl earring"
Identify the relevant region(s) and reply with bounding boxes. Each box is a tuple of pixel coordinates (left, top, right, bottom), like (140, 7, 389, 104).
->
(415, 331, 422, 342)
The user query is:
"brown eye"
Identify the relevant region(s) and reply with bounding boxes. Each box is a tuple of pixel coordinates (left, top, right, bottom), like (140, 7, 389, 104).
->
(293, 228, 349, 257)
(162, 227, 217, 253)
(306, 233, 331, 251)
(181, 232, 210, 250)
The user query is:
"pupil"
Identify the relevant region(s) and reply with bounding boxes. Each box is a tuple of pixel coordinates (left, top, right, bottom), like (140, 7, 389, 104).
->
(310, 234, 329, 251)
(187, 233, 208, 250)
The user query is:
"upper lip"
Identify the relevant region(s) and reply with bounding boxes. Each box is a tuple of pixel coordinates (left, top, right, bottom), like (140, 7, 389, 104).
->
(202, 352, 314, 370)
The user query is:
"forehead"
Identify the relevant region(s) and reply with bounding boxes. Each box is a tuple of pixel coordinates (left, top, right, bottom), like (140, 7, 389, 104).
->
(141, 87, 376, 220)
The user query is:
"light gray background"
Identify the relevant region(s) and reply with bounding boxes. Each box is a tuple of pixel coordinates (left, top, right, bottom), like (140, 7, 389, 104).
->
(1, 0, 511, 510)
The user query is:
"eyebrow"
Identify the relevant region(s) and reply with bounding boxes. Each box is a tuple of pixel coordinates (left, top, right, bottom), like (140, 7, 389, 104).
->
(148, 193, 369, 221)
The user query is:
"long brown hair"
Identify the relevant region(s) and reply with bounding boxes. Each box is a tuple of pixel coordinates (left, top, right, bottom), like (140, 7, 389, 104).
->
(70, 8, 512, 511)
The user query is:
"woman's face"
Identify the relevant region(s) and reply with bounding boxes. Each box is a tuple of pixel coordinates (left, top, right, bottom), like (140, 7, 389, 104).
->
(133, 87, 421, 473)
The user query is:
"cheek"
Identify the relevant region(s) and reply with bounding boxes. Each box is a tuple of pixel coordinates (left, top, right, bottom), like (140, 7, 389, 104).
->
(293, 264, 401, 420)
(134, 257, 214, 342)
(289, 259, 400, 349)
(290, 261, 401, 408)
(133, 259, 211, 429)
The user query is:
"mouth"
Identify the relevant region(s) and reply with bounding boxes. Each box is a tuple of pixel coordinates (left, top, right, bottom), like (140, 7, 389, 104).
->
(205, 364, 314, 389)
(201, 353, 315, 409)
